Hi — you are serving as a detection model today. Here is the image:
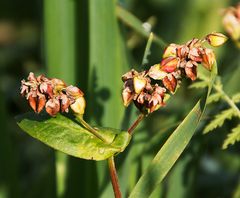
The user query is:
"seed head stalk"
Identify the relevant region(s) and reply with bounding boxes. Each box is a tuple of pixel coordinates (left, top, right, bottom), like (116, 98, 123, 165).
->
(128, 113, 145, 135)
(108, 156, 122, 198)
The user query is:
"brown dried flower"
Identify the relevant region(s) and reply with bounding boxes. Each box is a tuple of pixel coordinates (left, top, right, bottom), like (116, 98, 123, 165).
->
(222, 4, 240, 41)
(20, 72, 86, 116)
(122, 33, 227, 114)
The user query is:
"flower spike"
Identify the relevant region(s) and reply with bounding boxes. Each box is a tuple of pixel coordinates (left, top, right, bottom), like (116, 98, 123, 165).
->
(20, 73, 86, 116)
(121, 32, 227, 114)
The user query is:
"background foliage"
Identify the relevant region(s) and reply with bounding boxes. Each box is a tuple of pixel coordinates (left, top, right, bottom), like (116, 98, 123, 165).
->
(0, 0, 240, 197)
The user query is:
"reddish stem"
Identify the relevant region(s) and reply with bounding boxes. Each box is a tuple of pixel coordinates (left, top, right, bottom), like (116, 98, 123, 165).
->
(127, 113, 145, 135)
(108, 156, 122, 198)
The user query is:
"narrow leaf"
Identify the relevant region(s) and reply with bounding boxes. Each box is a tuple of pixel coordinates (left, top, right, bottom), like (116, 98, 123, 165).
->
(232, 93, 240, 103)
(222, 124, 240, 149)
(141, 32, 154, 66)
(44, 1, 77, 196)
(207, 92, 222, 104)
(44, 0, 76, 84)
(203, 109, 235, 134)
(189, 81, 208, 89)
(16, 113, 131, 161)
(88, 0, 129, 128)
(116, 5, 166, 48)
(129, 63, 217, 198)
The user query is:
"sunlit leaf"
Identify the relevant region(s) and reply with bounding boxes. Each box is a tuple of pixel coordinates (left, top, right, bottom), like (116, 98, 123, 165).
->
(222, 124, 240, 149)
(207, 92, 222, 104)
(189, 81, 208, 89)
(16, 113, 131, 161)
(232, 93, 240, 103)
(203, 108, 235, 134)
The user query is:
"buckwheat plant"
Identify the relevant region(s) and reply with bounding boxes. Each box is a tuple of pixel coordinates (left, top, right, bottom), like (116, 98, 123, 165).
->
(17, 33, 227, 198)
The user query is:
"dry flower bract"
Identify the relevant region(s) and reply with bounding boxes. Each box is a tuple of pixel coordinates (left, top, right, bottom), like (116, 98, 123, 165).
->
(21, 72, 86, 116)
(122, 33, 227, 114)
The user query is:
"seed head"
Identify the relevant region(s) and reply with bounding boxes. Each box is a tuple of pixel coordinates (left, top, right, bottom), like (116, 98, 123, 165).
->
(162, 74, 177, 92)
(161, 57, 179, 73)
(121, 33, 226, 114)
(148, 64, 167, 80)
(20, 72, 86, 116)
(201, 48, 216, 70)
(45, 98, 60, 116)
(70, 96, 86, 115)
(133, 76, 147, 94)
(206, 32, 228, 47)
(163, 44, 178, 58)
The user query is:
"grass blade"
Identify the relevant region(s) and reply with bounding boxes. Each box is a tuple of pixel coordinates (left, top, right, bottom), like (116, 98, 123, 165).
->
(44, 0, 77, 197)
(141, 32, 154, 66)
(88, 0, 129, 128)
(116, 5, 166, 49)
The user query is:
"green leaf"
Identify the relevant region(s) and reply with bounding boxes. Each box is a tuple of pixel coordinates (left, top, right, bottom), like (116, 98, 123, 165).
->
(203, 109, 235, 134)
(16, 113, 131, 161)
(88, 0, 129, 128)
(129, 63, 217, 198)
(222, 124, 240, 149)
(232, 93, 240, 103)
(189, 81, 208, 89)
(44, 0, 76, 84)
(207, 92, 222, 104)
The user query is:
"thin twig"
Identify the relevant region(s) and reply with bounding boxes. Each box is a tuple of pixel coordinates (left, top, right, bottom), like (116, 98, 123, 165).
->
(108, 156, 122, 198)
(128, 113, 145, 135)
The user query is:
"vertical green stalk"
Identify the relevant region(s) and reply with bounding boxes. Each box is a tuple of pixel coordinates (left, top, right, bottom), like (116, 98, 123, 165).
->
(88, 0, 129, 128)
(44, 0, 76, 84)
(88, 0, 130, 196)
(44, 0, 76, 197)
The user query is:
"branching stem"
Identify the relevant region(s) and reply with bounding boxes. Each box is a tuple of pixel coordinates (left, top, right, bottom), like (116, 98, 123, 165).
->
(108, 156, 122, 198)
(128, 113, 145, 135)
(214, 85, 240, 119)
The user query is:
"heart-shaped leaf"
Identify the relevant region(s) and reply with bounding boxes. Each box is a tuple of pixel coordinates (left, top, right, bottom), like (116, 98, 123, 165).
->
(16, 113, 131, 161)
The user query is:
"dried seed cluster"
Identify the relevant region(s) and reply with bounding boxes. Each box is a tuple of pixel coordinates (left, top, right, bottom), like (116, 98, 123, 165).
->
(122, 33, 227, 114)
(21, 72, 86, 116)
(222, 3, 240, 41)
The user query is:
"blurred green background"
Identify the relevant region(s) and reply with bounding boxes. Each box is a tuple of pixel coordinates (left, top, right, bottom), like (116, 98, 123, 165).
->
(1, 0, 240, 197)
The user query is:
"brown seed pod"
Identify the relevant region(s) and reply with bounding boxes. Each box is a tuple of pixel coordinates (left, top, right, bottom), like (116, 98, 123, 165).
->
(45, 98, 60, 116)
(162, 75, 177, 92)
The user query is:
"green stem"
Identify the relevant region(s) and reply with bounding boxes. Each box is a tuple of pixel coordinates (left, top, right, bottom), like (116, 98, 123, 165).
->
(128, 113, 145, 135)
(108, 156, 122, 198)
(75, 114, 110, 143)
(116, 5, 167, 49)
(214, 85, 240, 119)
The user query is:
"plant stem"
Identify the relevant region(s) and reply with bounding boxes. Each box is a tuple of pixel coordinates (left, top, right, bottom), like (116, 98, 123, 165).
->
(116, 5, 167, 49)
(75, 115, 110, 143)
(214, 85, 240, 119)
(128, 113, 145, 135)
(108, 156, 122, 198)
